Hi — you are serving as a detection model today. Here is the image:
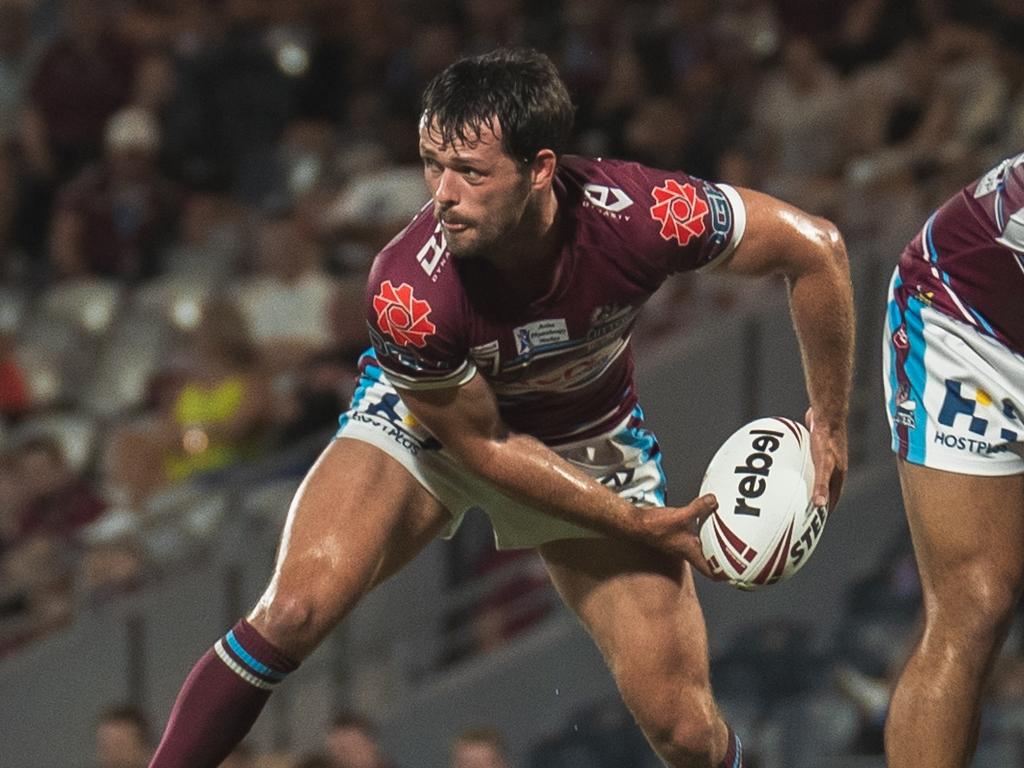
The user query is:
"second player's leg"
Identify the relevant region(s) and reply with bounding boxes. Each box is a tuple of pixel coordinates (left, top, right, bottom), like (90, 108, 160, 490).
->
(885, 460, 1024, 768)
(539, 537, 735, 768)
(248, 437, 451, 659)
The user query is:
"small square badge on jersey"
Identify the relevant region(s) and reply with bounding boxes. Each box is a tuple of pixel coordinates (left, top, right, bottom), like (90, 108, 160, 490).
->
(513, 318, 569, 355)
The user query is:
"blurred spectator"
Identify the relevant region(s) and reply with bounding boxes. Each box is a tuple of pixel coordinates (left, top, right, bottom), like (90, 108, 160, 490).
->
(0, 434, 106, 644)
(103, 299, 275, 506)
(0, 331, 31, 418)
(227, 208, 360, 438)
(451, 727, 510, 768)
(49, 106, 181, 281)
(0, 0, 36, 257)
(0, 529, 74, 639)
(827, 0, 933, 74)
(231, 210, 338, 371)
(95, 704, 152, 768)
(323, 711, 393, 768)
(22, 0, 137, 181)
(0, 0, 36, 145)
(623, 96, 693, 173)
(16, 0, 137, 263)
(749, 35, 848, 214)
(0, 141, 13, 260)
(161, 190, 245, 278)
(15, 434, 105, 539)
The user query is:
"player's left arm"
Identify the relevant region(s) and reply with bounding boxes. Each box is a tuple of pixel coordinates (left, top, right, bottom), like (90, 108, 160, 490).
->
(716, 187, 854, 510)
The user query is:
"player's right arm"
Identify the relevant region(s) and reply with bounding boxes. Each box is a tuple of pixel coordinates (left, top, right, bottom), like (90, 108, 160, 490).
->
(395, 372, 720, 575)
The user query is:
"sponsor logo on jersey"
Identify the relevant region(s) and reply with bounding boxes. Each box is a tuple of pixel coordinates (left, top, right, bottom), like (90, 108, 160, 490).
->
(372, 280, 436, 348)
(494, 340, 625, 395)
(587, 303, 636, 340)
(583, 183, 634, 215)
(512, 318, 570, 355)
(416, 223, 449, 280)
(892, 325, 909, 350)
(650, 179, 709, 246)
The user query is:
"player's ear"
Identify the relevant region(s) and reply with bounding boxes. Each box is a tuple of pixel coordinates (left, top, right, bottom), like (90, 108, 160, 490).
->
(528, 149, 557, 190)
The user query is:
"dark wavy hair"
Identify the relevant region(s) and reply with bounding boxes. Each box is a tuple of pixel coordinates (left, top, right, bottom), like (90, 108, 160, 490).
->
(421, 48, 575, 164)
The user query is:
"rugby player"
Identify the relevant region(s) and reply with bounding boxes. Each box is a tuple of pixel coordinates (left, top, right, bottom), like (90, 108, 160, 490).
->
(150, 48, 853, 768)
(884, 152, 1024, 767)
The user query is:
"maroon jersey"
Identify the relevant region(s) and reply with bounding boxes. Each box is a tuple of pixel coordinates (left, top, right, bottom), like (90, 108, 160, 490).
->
(896, 151, 1024, 353)
(366, 155, 746, 444)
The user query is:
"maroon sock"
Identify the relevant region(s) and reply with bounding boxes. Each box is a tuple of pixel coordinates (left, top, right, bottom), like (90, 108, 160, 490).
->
(719, 725, 744, 768)
(149, 620, 298, 768)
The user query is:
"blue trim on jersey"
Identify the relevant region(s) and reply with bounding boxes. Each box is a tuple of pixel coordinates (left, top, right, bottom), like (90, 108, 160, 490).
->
(615, 405, 667, 505)
(732, 732, 743, 768)
(924, 213, 999, 338)
(225, 631, 286, 681)
(886, 273, 903, 454)
(967, 305, 998, 337)
(902, 294, 929, 464)
(924, 213, 939, 263)
(338, 348, 381, 431)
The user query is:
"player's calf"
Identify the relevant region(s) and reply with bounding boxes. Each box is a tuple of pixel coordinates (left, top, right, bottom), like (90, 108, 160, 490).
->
(149, 619, 298, 768)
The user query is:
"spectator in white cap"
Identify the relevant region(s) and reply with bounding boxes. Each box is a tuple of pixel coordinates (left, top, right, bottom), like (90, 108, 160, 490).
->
(49, 106, 181, 281)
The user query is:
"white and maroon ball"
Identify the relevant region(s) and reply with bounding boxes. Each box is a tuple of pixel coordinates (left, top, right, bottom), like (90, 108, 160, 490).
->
(697, 416, 828, 590)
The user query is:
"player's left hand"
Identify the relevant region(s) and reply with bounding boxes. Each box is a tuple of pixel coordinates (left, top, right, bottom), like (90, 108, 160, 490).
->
(639, 495, 727, 580)
(805, 407, 847, 510)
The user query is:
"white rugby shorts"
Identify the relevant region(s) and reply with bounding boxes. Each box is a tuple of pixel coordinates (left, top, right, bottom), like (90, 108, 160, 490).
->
(883, 268, 1024, 475)
(335, 351, 667, 549)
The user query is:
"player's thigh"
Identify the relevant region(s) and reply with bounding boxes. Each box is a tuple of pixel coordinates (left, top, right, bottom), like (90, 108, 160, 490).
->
(539, 537, 713, 707)
(898, 459, 1024, 618)
(250, 437, 449, 641)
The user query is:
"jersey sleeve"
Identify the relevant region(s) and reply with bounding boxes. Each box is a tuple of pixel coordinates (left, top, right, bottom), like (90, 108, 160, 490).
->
(613, 162, 747, 281)
(365, 218, 476, 390)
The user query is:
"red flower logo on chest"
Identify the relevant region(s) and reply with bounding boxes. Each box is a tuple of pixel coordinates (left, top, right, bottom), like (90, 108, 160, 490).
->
(650, 180, 709, 246)
(372, 280, 436, 348)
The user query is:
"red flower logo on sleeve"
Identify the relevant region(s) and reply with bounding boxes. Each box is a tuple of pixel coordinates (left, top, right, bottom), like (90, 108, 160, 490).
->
(372, 280, 436, 348)
(649, 180, 710, 246)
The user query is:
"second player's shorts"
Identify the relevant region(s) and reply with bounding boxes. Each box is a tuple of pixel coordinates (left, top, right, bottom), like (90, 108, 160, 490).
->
(335, 351, 667, 549)
(883, 268, 1024, 476)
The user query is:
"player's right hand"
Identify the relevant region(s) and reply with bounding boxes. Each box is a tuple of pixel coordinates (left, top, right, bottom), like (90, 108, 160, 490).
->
(641, 494, 722, 579)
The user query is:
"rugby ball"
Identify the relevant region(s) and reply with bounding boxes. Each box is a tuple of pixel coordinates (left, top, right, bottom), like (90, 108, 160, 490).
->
(698, 416, 827, 590)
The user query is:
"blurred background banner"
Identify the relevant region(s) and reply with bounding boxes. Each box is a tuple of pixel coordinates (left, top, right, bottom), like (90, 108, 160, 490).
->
(1, 1, 1024, 766)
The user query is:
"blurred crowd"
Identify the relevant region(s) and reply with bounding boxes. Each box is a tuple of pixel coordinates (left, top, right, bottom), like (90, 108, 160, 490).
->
(90, 704, 514, 768)
(1, 0, 1023, 748)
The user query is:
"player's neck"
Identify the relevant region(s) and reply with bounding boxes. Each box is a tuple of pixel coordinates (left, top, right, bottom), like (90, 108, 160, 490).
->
(485, 188, 561, 301)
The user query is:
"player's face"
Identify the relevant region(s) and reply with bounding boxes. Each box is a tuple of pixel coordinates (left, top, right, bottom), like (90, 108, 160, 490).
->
(419, 118, 533, 259)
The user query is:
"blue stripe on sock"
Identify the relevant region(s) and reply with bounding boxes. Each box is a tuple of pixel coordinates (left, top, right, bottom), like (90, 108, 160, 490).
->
(225, 630, 286, 681)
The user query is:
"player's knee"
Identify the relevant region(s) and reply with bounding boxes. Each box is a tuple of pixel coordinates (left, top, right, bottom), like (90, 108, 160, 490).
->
(932, 569, 1018, 650)
(642, 691, 720, 766)
(250, 592, 329, 657)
